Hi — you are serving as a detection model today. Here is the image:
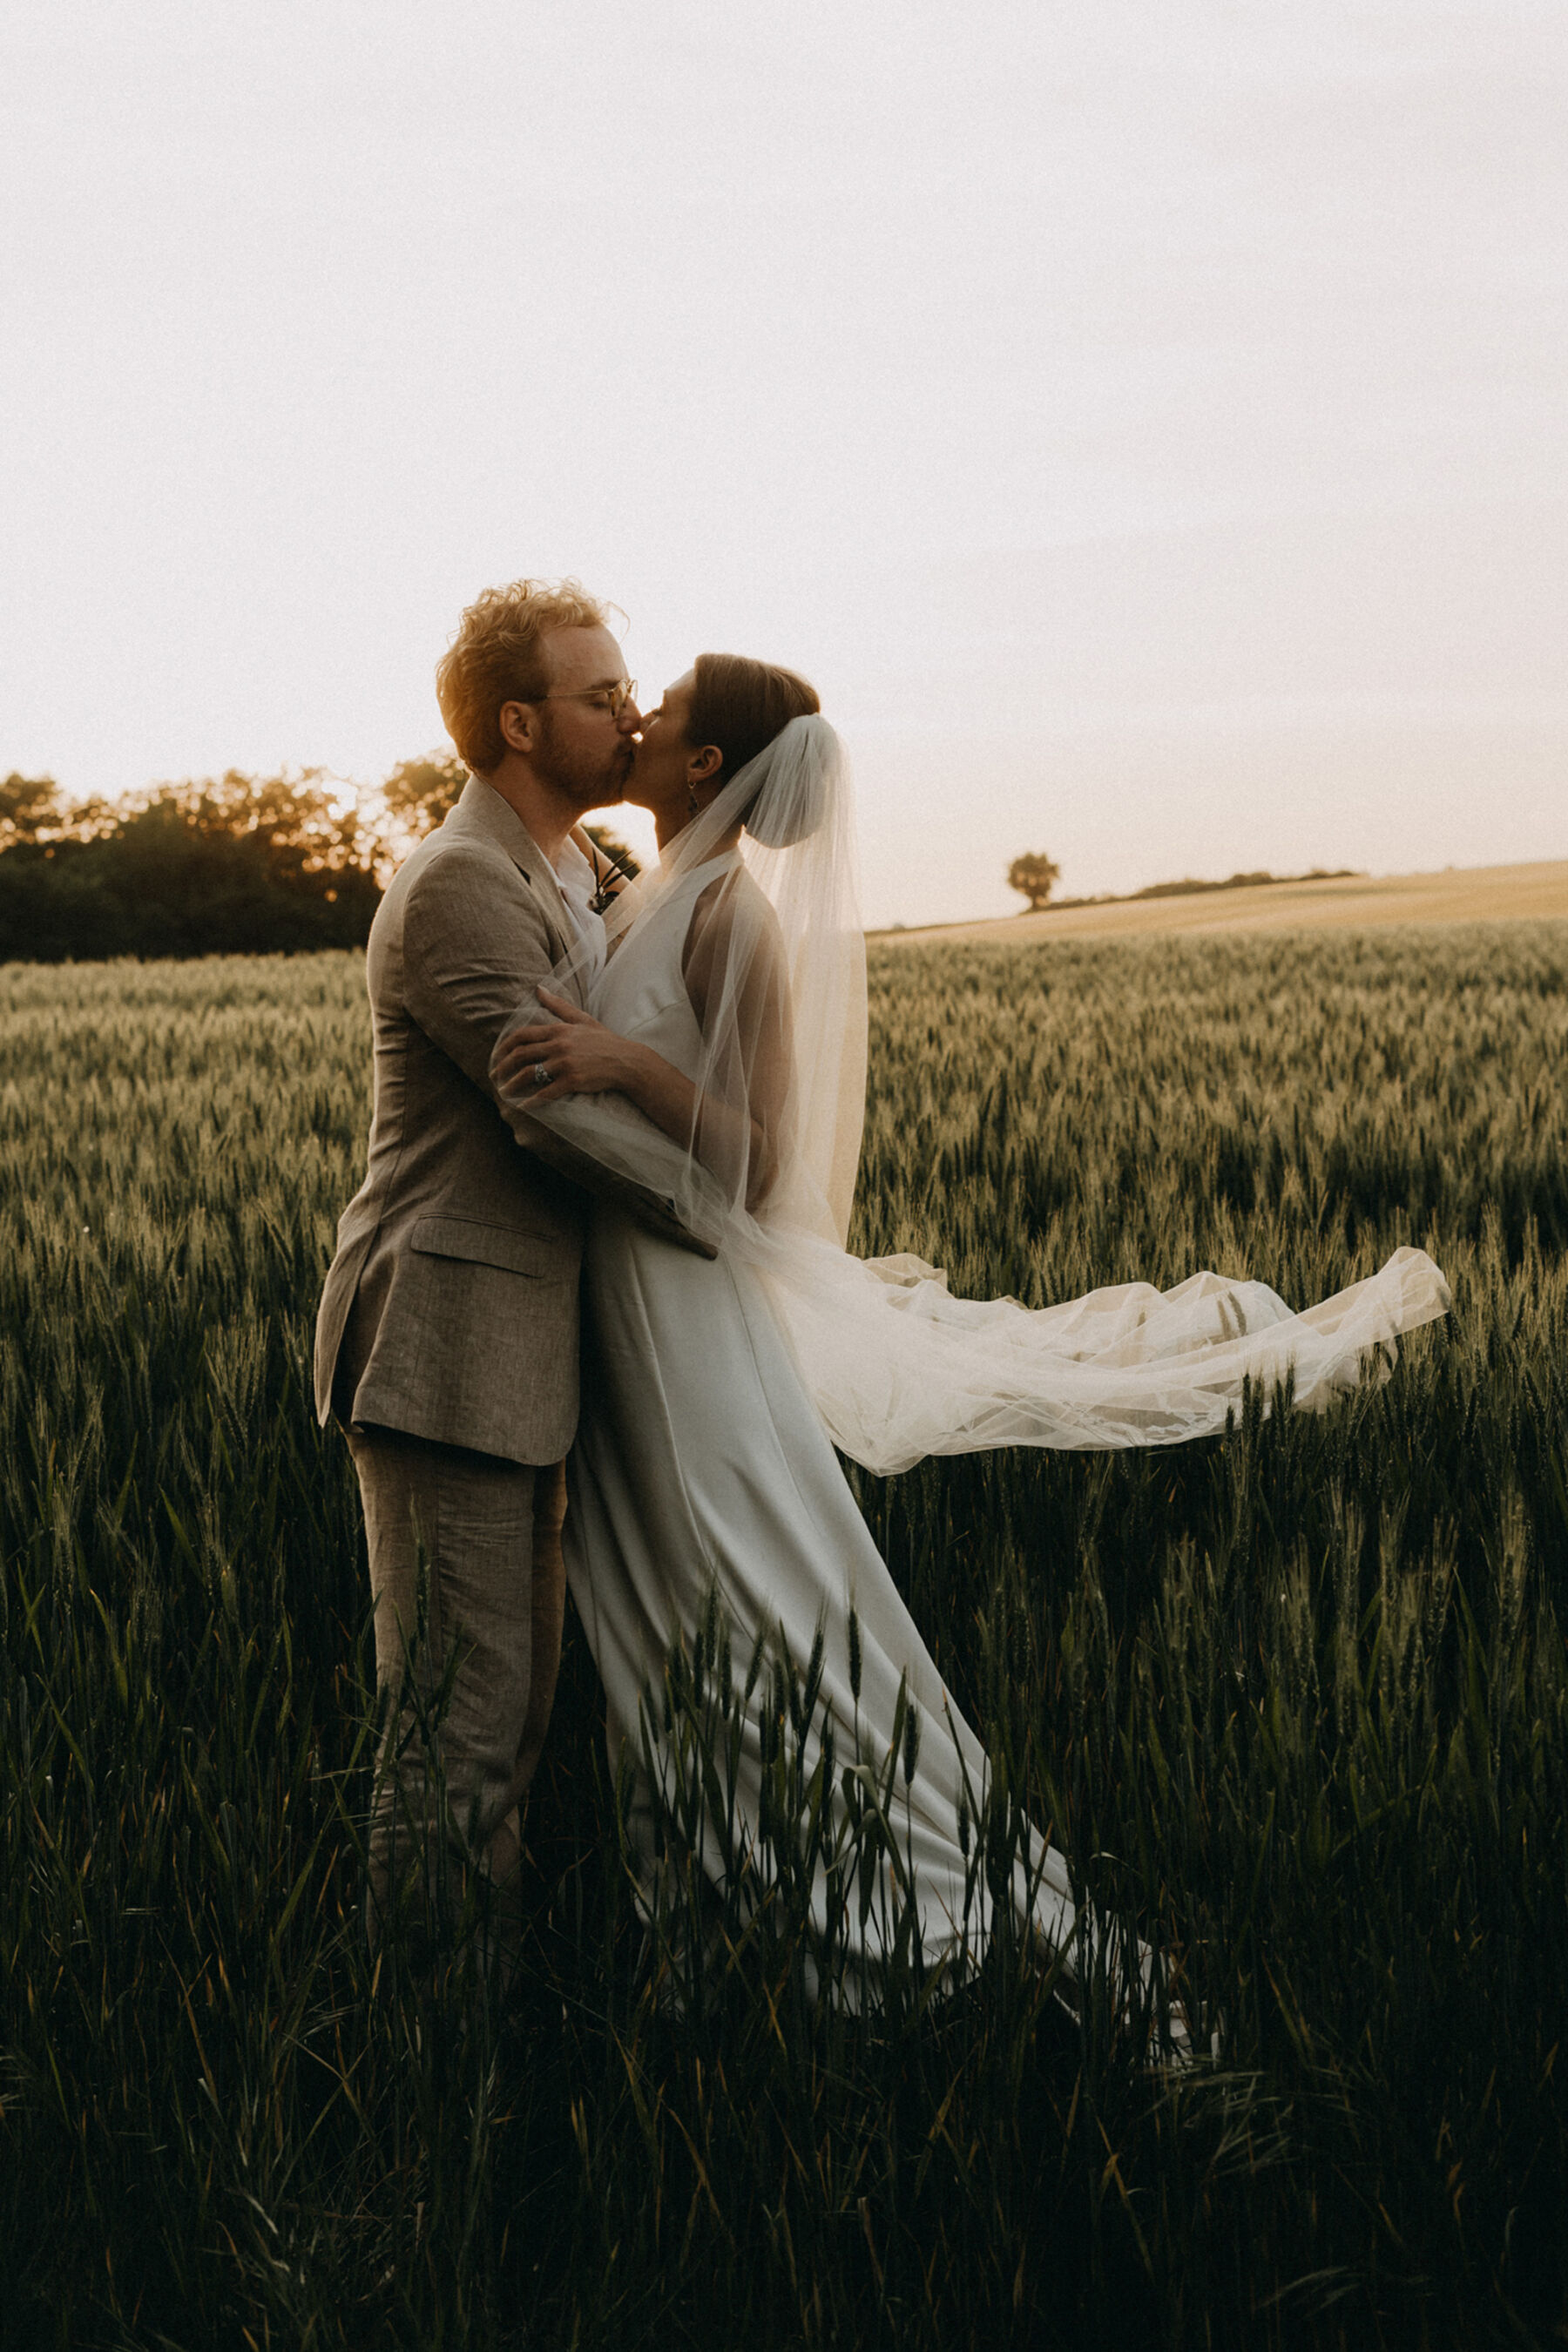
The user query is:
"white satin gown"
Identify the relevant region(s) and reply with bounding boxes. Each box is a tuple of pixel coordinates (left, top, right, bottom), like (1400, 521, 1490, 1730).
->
(563, 855, 1052, 1973)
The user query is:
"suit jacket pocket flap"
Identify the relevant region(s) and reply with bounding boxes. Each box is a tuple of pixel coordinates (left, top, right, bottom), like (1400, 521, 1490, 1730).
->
(410, 1214, 564, 1279)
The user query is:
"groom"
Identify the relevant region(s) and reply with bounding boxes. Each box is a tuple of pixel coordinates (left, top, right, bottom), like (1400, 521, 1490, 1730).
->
(315, 576, 644, 1969)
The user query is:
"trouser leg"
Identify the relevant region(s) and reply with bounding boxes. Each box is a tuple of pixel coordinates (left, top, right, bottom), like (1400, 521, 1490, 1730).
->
(483, 1457, 567, 1888)
(347, 1423, 554, 1974)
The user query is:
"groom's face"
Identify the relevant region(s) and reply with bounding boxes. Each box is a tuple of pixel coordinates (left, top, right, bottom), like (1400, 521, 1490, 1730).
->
(531, 625, 640, 809)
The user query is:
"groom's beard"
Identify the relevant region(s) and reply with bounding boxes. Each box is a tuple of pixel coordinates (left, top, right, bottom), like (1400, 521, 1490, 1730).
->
(536, 709, 632, 807)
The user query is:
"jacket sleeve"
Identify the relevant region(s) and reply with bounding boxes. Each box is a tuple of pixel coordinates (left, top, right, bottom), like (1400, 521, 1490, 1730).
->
(400, 844, 566, 1100)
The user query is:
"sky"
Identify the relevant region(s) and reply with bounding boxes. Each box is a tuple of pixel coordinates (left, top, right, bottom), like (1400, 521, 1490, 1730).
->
(3, 0, 1564, 929)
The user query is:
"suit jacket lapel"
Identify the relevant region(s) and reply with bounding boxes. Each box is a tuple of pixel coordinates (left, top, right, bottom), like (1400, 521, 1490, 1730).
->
(449, 776, 579, 966)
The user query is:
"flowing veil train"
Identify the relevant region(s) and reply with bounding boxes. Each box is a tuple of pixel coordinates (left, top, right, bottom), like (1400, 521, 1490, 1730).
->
(495, 715, 1450, 1485)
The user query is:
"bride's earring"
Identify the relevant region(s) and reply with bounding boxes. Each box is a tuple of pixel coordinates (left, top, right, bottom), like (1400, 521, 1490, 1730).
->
(686, 784, 700, 817)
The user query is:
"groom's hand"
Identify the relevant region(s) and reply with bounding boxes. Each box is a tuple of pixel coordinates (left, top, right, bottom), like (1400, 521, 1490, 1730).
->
(496, 989, 642, 1108)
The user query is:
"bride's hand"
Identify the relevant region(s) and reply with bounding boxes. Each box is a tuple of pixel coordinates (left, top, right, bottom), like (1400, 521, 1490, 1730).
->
(496, 989, 639, 1106)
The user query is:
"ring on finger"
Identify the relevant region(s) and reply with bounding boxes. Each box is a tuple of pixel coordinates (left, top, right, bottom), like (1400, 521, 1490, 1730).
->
(532, 1062, 551, 1086)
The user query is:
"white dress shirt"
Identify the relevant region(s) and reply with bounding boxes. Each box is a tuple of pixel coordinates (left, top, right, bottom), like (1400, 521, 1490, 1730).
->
(551, 834, 608, 983)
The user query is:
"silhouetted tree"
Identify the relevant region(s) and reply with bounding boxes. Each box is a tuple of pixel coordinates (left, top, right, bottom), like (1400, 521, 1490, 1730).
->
(145, 767, 380, 871)
(0, 768, 382, 962)
(0, 759, 644, 961)
(1007, 851, 1061, 912)
(380, 752, 468, 842)
(0, 774, 63, 846)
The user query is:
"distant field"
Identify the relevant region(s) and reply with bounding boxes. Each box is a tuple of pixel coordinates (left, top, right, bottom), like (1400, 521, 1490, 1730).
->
(882, 855, 1568, 946)
(2, 928, 1566, 2349)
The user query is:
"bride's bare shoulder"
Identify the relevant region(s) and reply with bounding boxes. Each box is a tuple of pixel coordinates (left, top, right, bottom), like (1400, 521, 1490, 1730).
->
(681, 863, 786, 1010)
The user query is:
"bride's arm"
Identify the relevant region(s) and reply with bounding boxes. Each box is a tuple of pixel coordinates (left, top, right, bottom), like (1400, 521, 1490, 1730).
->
(497, 990, 709, 1145)
(493, 881, 791, 1211)
(495, 992, 777, 1207)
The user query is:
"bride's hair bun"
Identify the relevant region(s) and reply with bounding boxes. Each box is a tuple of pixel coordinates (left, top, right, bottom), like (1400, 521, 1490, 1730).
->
(688, 653, 826, 849)
(736, 717, 835, 847)
(687, 652, 829, 848)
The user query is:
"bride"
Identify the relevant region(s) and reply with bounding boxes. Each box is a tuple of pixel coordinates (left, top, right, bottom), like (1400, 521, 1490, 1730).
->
(490, 655, 1450, 2019)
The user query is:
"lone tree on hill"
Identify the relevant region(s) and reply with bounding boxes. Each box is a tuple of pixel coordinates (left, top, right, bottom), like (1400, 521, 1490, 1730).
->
(1007, 851, 1061, 912)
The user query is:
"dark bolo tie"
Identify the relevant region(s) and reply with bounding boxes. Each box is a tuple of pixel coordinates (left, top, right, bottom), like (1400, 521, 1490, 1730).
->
(586, 838, 638, 917)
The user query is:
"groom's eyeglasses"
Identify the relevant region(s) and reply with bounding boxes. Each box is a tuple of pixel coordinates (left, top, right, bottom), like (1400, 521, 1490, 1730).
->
(536, 679, 639, 720)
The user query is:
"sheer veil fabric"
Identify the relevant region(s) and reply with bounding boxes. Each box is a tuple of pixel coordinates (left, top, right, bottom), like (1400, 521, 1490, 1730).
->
(494, 714, 1450, 1488)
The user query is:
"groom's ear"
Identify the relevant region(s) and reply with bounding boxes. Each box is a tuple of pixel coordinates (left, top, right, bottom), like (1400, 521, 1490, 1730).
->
(498, 700, 537, 756)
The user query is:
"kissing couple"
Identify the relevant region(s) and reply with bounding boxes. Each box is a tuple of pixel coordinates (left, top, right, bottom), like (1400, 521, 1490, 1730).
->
(314, 577, 1449, 2033)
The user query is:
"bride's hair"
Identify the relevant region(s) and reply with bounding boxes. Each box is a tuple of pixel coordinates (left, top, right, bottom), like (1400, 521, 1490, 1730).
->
(437, 578, 613, 772)
(689, 655, 820, 787)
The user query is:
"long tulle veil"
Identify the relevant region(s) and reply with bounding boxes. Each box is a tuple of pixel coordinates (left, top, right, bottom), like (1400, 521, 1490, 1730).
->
(495, 718, 1450, 1477)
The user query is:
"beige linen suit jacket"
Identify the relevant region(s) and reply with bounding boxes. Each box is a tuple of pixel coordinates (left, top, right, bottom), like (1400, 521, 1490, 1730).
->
(314, 777, 599, 1464)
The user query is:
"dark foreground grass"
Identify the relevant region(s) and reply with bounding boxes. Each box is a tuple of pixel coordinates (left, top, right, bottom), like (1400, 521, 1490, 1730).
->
(2, 926, 1566, 2349)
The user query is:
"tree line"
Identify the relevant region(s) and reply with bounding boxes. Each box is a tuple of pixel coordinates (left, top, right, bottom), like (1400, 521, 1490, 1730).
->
(0, 762, 634, 963)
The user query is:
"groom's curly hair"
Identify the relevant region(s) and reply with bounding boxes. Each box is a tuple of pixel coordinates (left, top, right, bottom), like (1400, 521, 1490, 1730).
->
(437, 578, 614, 773)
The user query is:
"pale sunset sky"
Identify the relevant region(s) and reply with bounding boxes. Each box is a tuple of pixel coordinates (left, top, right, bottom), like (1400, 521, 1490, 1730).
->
(3, 1, 1564, 928)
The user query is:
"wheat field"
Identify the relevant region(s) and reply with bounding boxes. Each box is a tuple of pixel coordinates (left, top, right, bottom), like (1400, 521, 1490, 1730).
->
(2, 924, 1566, 2349)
